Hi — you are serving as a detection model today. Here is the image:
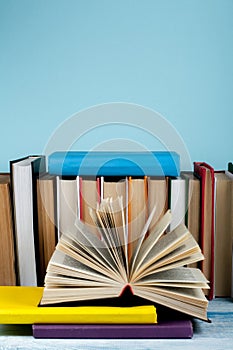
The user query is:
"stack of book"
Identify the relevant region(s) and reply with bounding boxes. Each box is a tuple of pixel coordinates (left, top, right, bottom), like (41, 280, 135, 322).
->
(0, 151, 232, 338)
(0, 285, 194, 338)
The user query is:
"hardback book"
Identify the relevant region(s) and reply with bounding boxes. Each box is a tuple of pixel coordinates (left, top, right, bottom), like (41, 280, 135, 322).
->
(36, 174, 57, 285)
(181, 171, 200, 268)
(194, 162, 215, 300)
(32, 319, 193, 339)
(228, 162, 233, 173)
(10, 155, 46, 286)
(0, 174, 16, 285)
(0, 286, 156, 324)
(48, 151, 180, 177)
(214, 172, 233, 296)
(41, 197, 209, 321)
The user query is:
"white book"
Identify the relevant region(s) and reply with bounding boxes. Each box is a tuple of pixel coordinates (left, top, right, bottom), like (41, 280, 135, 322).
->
(10, 156, 45, 286)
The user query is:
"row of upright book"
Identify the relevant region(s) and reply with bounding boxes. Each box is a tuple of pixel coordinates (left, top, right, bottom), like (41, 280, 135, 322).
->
(0, 151, 233, 302)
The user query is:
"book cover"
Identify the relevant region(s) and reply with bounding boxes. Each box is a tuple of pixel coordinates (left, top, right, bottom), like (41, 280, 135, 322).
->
(48, 151, 180, 177)
(193, 162, 215, 300)
(0, 287, 157, 324)
(32, 320, 193, 339)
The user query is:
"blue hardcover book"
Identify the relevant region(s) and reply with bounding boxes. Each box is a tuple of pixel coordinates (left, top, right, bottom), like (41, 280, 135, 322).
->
(48, 151, 180, 177)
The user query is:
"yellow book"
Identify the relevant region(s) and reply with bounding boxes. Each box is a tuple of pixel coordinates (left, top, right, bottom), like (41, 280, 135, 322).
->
(0, 287, 157, 324)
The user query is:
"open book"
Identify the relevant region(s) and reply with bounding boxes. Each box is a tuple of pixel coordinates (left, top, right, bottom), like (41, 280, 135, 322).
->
(41, 197, 209, 321)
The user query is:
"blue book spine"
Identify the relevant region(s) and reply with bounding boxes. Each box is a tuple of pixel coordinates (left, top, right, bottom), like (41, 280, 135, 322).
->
(48, 151, 180, 177)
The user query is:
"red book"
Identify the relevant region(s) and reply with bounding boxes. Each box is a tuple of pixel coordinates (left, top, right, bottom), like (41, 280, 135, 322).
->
(193, 162, 215, 300)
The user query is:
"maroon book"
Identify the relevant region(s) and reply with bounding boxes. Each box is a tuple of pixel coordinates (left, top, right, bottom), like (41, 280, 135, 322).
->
(193, 162, 215, 300)
(33, 319, 193, 339)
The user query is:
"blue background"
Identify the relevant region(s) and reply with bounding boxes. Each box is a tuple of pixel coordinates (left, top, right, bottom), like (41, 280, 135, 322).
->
(0, 0, 232, 171)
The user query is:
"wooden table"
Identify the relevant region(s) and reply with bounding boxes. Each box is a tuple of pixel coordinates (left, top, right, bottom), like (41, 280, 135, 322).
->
(0, 298, 232, 350)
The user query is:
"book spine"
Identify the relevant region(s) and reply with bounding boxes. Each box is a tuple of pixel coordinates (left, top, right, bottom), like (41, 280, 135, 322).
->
(193, 162, 215, 300)
(33, 320, 193, 339)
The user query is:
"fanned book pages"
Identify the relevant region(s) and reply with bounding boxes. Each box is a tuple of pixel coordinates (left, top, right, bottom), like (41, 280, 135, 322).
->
(41, 197, 209, 321)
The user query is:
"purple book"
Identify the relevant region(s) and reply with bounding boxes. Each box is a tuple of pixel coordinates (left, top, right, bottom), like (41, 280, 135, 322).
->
(33, 320, 193, 339)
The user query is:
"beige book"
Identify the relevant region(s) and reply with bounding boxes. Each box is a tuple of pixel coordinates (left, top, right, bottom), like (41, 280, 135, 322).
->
(128, 177, 148, 261)
(214, 172, 233, 296)
(37, 174, 57, 285)
(147, 177, 168, 234)
(101, 178, 127, 254)
(102, 178, 127, 211)
(79, 177, 100, 236)
(181, 172, 200, 268)
(202, 167, 213, 294)
(57, 177, 78, 238)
